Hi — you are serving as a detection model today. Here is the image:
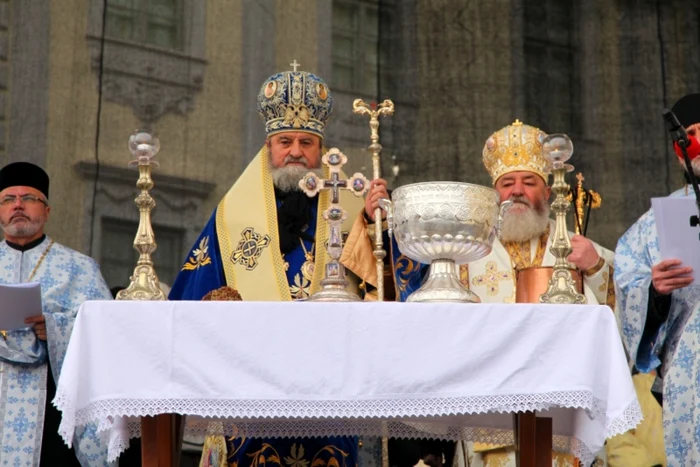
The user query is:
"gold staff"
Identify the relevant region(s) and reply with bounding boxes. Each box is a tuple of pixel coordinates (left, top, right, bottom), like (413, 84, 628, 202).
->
(352, 99, 395, 301)
(573, 173, 601, 236)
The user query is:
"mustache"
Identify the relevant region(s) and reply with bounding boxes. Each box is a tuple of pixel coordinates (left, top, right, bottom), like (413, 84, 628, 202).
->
(283, 155, 308, 167)
(509, 195, 533, 207)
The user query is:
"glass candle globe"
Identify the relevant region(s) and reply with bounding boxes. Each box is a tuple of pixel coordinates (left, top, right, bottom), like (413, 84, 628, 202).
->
(542, 133, 573, 169)
(128, 130, 161, 165)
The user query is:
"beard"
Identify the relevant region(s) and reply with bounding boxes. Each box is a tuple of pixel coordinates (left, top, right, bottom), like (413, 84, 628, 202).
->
(499, 195, 551, 243)
(1, 214, 44, 238)
(270, 157, 322, 193)
(690, 157, 700, 177)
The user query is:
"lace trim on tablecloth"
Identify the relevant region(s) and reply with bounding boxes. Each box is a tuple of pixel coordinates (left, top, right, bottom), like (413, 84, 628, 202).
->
(54, 390, 642, 464)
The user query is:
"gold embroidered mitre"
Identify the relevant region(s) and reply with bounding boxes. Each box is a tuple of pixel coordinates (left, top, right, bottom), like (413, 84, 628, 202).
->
(258, 70, 333, 138)
(482, 119, 549, 185)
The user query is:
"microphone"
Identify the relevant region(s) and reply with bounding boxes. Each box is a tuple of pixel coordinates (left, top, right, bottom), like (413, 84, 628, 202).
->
(674, 134, 700, 161)
(663, 108, 700, 221)
(663, 108, 690, 147)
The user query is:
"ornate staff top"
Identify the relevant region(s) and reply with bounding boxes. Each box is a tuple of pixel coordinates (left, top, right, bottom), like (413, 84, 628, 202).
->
(573, 173, 602, 236)
(353, 99, 395, 167)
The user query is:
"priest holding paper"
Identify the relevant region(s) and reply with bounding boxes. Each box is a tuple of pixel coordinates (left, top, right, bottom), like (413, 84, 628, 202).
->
(0, 162, 112, 466)
(616, 93, 700, 465)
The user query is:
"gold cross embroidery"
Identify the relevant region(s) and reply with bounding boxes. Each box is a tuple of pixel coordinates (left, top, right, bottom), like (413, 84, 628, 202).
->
(231, 227, 271, 271)
(471, 261, 513, 296)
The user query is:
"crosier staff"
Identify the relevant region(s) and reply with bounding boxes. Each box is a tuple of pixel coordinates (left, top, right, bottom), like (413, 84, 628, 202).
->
(353, 99, 394, 301)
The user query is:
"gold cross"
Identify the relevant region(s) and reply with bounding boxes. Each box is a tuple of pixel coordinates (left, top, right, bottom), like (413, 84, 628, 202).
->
(231, 227, 271, 270)
(471, 261, 513, 297)
(290, 59, 300, 72)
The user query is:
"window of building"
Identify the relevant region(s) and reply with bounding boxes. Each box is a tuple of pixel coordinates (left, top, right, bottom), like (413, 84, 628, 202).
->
(106, 0, 184, 51)
(100, 217, 185, 290)
(332, 0, 380, 96)
(87, 0, 206, 123)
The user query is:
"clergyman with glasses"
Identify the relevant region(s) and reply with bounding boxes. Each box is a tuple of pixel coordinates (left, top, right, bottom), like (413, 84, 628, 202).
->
(0, 161, 113, 466)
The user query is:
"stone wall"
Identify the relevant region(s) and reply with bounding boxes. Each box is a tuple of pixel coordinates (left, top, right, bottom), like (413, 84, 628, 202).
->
(383, 0, 700, 249)
(4, 0, 700, 263)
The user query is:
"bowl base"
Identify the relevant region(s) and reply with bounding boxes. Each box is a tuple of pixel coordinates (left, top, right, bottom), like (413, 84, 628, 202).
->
(406, 259, 482, 303)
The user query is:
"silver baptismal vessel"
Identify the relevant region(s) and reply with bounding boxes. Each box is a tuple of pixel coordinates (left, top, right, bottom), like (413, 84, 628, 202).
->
(384, 182, 507, 303)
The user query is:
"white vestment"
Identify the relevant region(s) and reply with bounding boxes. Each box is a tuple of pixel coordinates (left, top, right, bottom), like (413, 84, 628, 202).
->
(0, 236, 113, 466)
(616, 186, 700, 465)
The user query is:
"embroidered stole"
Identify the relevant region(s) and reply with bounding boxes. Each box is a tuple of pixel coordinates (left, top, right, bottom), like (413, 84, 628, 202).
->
(502, 224, 550, 270)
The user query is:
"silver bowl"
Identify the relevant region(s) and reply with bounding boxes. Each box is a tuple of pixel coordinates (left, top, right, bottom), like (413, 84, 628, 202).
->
(385, 182, 505, 303)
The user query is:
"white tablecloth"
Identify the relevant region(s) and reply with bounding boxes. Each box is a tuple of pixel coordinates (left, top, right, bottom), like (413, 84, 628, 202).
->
(55, 301, 641, 464)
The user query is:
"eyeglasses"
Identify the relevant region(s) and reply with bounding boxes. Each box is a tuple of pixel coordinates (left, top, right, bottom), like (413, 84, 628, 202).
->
(0, 194, 48, 207)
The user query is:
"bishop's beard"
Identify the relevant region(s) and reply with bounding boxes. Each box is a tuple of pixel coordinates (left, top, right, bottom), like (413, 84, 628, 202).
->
(270, 161, 323, 193)
(270, 160, 324, 255)
(499, 195, 551, 243)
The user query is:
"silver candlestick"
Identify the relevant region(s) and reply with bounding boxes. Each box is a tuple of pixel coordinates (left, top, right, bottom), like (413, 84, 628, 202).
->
(539, 134, 587, 305)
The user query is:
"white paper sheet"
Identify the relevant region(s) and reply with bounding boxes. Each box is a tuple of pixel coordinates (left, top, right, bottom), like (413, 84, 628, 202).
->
(0, 282, 42, 330)
(652, 197, 700, 285)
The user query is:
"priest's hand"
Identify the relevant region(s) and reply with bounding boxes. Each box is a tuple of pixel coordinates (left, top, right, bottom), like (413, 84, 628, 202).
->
(652, 259, 693, 295)
(567, 235, 600, 271)
(365, 178, 389, 222)
(25, 314, 46, 341)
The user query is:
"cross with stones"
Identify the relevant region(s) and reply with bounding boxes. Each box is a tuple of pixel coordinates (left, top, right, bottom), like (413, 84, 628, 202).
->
(471, 261, 513, 297)
(290, 59, 300, 72)
(299, 148, 369, 261)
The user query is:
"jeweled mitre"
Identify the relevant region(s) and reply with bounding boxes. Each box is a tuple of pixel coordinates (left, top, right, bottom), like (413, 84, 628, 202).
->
(482, 119, 549, 184)
(258, 70, 333, 139)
